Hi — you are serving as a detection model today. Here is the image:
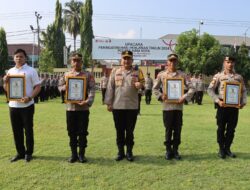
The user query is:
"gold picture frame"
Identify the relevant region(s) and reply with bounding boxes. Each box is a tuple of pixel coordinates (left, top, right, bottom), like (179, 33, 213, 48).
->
(65, 76, 87, 103)
(7, 75, 26, 102)
(164, 78, 184, 103)
(223, 81, 242, 108)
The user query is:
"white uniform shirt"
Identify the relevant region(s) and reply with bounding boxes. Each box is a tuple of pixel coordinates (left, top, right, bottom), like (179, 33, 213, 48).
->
(7, 64, 40, 108)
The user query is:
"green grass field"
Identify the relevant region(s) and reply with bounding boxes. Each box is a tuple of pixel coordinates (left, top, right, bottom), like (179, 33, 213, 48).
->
(0, 93, 250, 190)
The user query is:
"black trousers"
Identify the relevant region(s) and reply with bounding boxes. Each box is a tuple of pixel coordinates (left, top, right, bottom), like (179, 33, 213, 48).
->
(216, 107, 239, 149)
(184, 89, 188, 104)
(196, 91, 203, 105)
(112, 110, 138, 150)
(191, 92, 196, 103)
(66, 110, 89, 149)
(101, 88, 106, 103)
(138, 94, 142, 114)
(61, 90, 65, 103)
(40, 87, 45, 102)
(145, 89, 152, 104)
(9, 104, 35, 156)
(163, 110, 183, 150)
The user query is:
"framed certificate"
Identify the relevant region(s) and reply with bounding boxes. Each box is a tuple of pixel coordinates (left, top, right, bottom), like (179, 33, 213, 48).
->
(65, 76, 87, 103)
(164, 78, 184, 103)
(7, 75, 26, 101)
(224, 82, 241, 108)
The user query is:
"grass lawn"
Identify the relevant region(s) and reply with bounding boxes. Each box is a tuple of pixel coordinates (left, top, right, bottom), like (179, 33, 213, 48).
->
(0, 93, 250, 190)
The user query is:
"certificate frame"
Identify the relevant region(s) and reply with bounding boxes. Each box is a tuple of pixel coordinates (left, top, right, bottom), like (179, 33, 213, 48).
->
(65, 76, 87, 103)
(164, 78, 184, 103)
(7, 75, 26, 101)
(223, 81, 241, 108)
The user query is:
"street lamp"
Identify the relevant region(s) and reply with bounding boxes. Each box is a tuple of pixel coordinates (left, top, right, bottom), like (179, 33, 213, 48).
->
(244, 26, 250, 44)
(30, 25, 36, 67)
(198, 20, 204, 74)
(35, 12, 42, 63)
(199, 20, 204, 37)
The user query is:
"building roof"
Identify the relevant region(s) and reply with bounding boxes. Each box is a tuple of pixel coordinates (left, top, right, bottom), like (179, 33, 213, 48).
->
(160, 34, 250, 47)
(7, 43, 41, 56)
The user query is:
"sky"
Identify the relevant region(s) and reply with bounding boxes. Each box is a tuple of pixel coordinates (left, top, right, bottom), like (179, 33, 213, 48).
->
(1, 0, 250, 48)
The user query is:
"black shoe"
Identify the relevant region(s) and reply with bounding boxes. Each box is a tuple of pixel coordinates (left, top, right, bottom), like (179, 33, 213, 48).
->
(25, 154, 33, 162)
(218, 149, 226, 159)
(68, 155, 78, 163)
(225, 149, 236, 158)
(115, 154, 125, 161)
(126, 152, 134, 162)
(165, 151, 172, 160)
(173, 151, 181, 160)
(79, 155, 87, 163)
(10, 154, 25, 162)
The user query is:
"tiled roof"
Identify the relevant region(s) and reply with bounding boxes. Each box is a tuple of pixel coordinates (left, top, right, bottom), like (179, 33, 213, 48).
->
(7, 44, 41, 56)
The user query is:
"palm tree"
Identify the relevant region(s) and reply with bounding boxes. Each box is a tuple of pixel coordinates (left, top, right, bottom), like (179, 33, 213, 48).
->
(63, 0, 83, 51)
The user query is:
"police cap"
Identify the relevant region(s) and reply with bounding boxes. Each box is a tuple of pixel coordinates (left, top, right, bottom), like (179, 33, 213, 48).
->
(122, 50, 133, 58)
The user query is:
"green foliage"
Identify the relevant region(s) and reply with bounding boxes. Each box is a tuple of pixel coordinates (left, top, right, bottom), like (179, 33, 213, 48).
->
(80, 0, 93, 68)
(0, 28, 8, 75)
(54, 0, 66, 68)
(41, 0, 65, 69)
(38, 49, 56, 73)
(63, 0, 83, 51)
(175, 29, 223, 75)
(235, 43, 250, 83)
(0, 94, 250, 189)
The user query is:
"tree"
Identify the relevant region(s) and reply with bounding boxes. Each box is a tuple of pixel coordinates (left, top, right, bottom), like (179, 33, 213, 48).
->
(39, 49, 56, 73)
(80, 0, 93, 68)
(63, 0, 83, 51)
(175, 29, 223, 75)
(235, 43, 250, 83)
(40, 0, 66, 70)
(54, 0, 66, 68)
(0, 27, 8, 75)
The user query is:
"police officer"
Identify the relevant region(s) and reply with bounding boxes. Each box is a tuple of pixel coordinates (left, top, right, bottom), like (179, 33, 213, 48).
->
(145, 73, 154, 105)
(196, 74, 205, 105)
(105, 50, 145, 162)
(100, 72, 109, 104)
(58, 74, 66, 103)
(39, 73, 46, 102)
(207, 56, 247, 159)
(191, 74, 198, 104)
(153, 53, 195, 160)
(61, 53, 95, 163)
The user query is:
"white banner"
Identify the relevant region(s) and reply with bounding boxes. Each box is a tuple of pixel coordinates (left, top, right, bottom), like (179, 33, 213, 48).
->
(92, 39, 176, 60)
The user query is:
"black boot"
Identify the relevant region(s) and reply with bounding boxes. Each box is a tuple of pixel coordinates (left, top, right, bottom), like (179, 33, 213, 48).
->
(79, 148, 87, 163)
(173, 146, 181, 160)
(68, 147, 78, 163)
(165, 146, 173, 160)
(126, 147, 134, 162)
(225, 146, 236, 158)
(218, 144, 226, 159)
(115, 146, 125, 161)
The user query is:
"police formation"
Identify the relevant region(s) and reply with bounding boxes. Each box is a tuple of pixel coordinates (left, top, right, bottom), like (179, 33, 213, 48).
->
(3, 49, 247, 163)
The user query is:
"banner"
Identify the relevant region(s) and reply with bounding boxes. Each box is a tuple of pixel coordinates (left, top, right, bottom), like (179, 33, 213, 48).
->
(92, 39, 176, 60)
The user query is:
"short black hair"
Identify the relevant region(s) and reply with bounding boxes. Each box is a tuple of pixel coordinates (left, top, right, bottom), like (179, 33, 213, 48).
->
(70, 52, 83, 58)
(14, 49, 27, 58)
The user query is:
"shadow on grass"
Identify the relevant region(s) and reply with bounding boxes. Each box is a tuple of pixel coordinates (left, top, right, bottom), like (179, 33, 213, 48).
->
(140, 113, 162, 116)
(181, 152, 250, 161)
(29, 152, 250, 164)
(34, 155, 68, 161)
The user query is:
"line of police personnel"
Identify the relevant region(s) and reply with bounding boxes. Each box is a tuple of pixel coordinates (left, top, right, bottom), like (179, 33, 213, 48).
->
(5, 50, 247, 163)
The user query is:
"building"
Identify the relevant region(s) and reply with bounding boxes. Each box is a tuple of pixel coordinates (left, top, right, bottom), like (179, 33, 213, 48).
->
(7, 43, 40, 68)
(160, 34, 250, 51)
